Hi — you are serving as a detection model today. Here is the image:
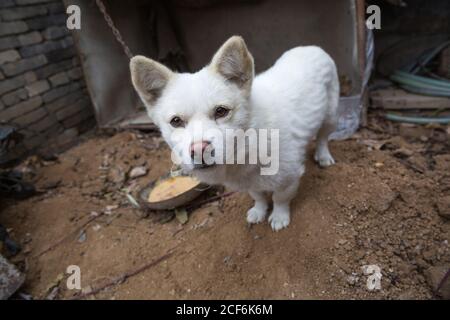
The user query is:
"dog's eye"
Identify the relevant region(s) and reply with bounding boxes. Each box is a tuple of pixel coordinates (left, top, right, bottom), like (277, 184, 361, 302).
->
(214, 106, 230, 119)
(170, 116, 184, 128)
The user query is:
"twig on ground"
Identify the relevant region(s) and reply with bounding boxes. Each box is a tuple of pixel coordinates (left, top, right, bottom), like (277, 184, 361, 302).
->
(434, 268, 450, 299)
(33, 212, 104, 258)
(70, 249, 176, 299)
(396, 158, 424, 174)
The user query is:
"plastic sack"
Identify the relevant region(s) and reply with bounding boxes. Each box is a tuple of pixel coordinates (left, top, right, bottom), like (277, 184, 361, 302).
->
(331, 30, 374, 140)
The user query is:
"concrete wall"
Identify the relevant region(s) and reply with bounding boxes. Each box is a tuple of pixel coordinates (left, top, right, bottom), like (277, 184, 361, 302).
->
(0, 0, 95, 161)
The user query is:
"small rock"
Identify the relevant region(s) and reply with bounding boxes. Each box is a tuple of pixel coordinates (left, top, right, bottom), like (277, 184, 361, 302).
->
(46, 286, 59, 300)
(90, 211, 99, 217)
(346, 274, 359, 286)
(393, 148, 414, 159)
(436, 196, 450, 220)
(77, 230, 87, 243)
(424, 266, 450, 299)
(129, 166, 147, 179)
(104, 205, 119, 215)
(41, 178, 61, 190)
(0, 254, 25, 299)
(415, 258, 429, 270)
(81, 285, 92, 295)
(108, 166, 125, 185)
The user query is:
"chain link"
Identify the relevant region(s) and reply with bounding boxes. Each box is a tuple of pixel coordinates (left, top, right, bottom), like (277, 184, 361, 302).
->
(95, 0, 133, 59)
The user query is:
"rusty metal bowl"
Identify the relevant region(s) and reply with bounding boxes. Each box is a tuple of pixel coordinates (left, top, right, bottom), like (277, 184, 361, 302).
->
(138, 174, 209, 211)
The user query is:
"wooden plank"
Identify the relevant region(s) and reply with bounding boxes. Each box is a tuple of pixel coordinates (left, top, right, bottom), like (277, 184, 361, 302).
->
(371, 88, 450, 110)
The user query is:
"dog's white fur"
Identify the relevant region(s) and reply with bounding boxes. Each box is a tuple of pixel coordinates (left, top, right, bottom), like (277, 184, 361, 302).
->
(130, 36, 339, 231)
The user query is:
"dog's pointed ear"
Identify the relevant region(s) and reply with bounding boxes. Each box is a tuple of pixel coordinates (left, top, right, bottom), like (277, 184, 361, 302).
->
(210, 36, 254, 92)
(130, 55, 173, 106)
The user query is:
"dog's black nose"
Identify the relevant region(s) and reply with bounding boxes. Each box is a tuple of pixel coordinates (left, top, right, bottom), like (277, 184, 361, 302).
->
(190, 141, 214, 164)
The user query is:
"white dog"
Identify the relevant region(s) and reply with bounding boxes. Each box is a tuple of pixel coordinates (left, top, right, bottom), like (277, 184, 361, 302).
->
(130, 36, 339, 231)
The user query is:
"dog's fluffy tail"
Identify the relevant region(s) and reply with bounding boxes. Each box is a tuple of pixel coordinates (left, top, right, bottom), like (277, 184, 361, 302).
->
(323, 61, 340, 131)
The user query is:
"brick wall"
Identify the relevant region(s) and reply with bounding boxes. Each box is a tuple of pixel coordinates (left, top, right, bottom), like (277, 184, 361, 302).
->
(0, 0, 95, 161)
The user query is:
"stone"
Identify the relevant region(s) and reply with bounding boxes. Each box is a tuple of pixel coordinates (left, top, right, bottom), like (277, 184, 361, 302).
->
(49, 71, 69, 87)
(1, 54, 47, 76)
(42, 26, 69, 40)
(15, 107, 47, 126)
(41, 122, 63, 139)
(129, 166, 148, 179)
(19, 37, 71, 58)
(0, 49, 20, 64)
(62, 109, 93, 129)
(55, 97, 89, 121)
(25, 14, 66, 31)
(34, 58, 72, 79)
(346, 274, 359, 286)
(45, 89, 85, 113)
(67, 67, 83, 80)
(0, 254, 25, 300)
(25, 80, 50, 97)
(28, 114, 58, 132)
(56, 127, 78, 146)
(24, 71, 38, 84)
(45, 47, 76, 64)
(28, 113, 58, 132)
(23, 134, 46, 150)
(393, 147, 414, 159)
(0, 0, 14, 8)
(47, 2, 64, 14)
(0, 96, 43, 122)
(425, 266, 450, 300)
(0, 21, 28, 37)
(0, 5, 47, 21)
(43, 82, 81, 103)
(0, 74, 26, 95)
(0, 36, 20, 51)
(2, 88, 28, 106)
(108, 166, 126, 185)
(18, 31, 43, 46)
(436, 196, 450, 220)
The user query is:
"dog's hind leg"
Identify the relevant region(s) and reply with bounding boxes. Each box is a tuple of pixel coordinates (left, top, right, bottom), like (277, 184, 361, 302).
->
(314, 122, 335, 167)
(315, 64, 339, 168)
(246, 190, 269, 224)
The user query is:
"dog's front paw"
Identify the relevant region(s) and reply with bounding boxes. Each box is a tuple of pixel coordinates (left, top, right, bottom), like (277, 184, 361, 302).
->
(268, 211, 290, 231)
(247, 207, 267, 224)
(314, 153, 335, 167)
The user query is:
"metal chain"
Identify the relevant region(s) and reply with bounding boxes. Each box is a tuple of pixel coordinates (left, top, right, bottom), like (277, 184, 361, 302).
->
(95, 0, 133, 59)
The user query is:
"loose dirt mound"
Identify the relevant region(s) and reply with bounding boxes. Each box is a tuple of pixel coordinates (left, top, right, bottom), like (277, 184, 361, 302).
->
(1, 118, 449, 299)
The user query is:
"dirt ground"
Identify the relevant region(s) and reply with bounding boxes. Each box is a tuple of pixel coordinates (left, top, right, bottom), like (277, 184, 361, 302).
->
(1, 114, 449, 300)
